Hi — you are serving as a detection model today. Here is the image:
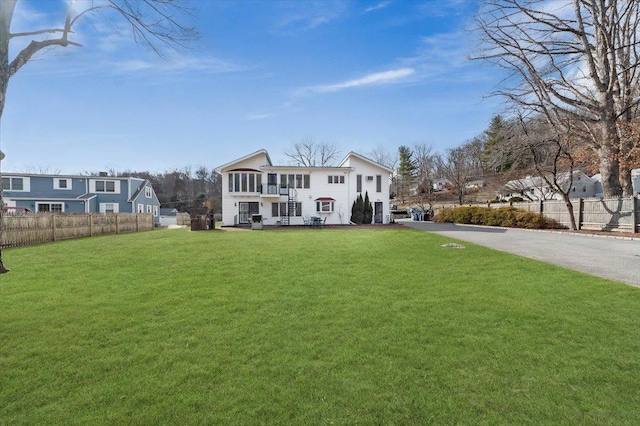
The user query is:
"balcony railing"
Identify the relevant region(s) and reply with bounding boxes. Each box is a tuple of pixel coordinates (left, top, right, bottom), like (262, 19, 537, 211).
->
(261, 184, 291, 196)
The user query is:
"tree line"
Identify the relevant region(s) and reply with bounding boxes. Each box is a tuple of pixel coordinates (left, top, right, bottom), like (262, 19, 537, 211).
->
(102, 167, 222, 213)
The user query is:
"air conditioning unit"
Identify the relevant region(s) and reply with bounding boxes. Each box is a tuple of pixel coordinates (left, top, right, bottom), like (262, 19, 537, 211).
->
(366, 176, 374, 181)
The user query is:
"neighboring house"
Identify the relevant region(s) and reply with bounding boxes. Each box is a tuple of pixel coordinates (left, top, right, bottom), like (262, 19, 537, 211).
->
(215, 149, 393, 226)
(592, 168, 640, 197)
(464, 179, 486, 189)
(432, 178, 452, 191)
(2, 173, 161, 223)
(159, 208, 179, 227)
(503, 171, 597, 201)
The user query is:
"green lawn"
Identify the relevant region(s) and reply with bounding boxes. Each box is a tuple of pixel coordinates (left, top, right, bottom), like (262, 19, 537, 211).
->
(2, 227, 640, 425)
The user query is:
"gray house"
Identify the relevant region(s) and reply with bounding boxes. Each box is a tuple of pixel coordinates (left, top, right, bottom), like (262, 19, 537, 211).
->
(2, 173, 160, 223)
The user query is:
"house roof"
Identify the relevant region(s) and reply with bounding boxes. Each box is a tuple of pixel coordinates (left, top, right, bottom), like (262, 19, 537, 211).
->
(1, 172, 145, 180)
(214, 149, 272, 173)
(314, 197, 336, 201)
(160, 208, 178, 216)
(128, 180, 152, 203)
(506, 171, 593, 190)
(337, 151, 394, 173)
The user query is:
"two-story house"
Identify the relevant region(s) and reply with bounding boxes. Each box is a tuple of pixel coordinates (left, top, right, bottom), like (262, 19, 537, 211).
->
(2, 173, 161, 223)
(215, 149, 393, 226)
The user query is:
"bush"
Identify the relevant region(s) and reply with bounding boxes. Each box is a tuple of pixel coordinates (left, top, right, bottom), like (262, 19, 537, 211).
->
(434, 206, 557, 230)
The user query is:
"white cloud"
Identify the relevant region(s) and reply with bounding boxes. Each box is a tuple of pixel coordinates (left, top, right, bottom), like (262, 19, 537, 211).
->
(274, 1, 347, 32)
(365, 1, 393, 13)
(298, 68, 415, 95)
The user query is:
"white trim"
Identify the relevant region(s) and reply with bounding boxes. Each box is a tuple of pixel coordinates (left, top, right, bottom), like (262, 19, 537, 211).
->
(2, 176, 31, 192)
(138, 203, 144, 213)
(53, 178, 72, 190)
(89, 179, 121, 194)
(99, 202, 120, 213)
(36, 202, 64, 213)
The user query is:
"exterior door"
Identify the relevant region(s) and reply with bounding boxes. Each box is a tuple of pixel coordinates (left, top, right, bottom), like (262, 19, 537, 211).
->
(239, 202, 259, 224)
(374, 202, 383, 224)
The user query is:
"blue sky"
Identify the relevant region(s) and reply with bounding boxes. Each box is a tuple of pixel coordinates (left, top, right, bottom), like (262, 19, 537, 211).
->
(1, 0, 502, 174)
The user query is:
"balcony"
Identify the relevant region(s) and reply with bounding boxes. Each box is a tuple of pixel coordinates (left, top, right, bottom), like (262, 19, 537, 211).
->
(260, 184, 290, 197)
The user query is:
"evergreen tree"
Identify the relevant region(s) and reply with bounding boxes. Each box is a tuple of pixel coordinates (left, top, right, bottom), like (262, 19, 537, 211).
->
(363, 191, 373, 224)
(481, 115, 510, 172)
(397, 146, 416, 202)
(350, 194, 364, 224)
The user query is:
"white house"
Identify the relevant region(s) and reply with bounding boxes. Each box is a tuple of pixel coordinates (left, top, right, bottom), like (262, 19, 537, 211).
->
(433, 178, 452, 191)
(592, 168, 640, 197)
(215, 149, 393, 226)
(503, 170, 597, 201)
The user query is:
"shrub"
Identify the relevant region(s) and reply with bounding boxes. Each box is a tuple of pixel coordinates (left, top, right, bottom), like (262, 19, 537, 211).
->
(434, 206, 555, 230)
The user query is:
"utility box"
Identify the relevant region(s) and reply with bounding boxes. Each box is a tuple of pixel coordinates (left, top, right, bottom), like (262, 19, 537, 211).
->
(251, 214, 263, 230)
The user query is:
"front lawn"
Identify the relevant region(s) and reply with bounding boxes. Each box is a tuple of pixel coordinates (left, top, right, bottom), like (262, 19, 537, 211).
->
(2, 227, 639, 425)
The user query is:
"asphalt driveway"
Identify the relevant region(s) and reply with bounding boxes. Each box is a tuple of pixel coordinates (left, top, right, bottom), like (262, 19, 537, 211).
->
(399, 219, 640, 287)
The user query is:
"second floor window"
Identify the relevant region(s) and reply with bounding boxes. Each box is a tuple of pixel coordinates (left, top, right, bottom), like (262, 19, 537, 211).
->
(54, 178, 71, 190)
(2, 177, 27, 191)
(95, 180, 116, 192)
(228, 172, 262, 193)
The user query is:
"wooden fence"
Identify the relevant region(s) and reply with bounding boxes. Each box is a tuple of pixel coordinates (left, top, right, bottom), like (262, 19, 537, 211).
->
(1, 213, 154, 248)
(497, 197, 639, 233)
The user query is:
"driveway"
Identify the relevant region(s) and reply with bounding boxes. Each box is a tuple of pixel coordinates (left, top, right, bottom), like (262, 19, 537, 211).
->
(399, 219, 640, 287)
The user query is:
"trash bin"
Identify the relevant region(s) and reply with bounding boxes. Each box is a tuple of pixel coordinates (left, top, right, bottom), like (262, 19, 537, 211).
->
(251, 214, 263, 230)
(423, 210, 431, 221)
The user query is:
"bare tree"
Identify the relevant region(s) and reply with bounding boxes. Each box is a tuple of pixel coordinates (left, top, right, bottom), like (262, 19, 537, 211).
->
(412, 143, 439, 213)
(508, 114, 582, 230)
(0, 0, 196, 273)
(474, 0, 640, 198)
(436, 142, 477, 205)
(284, 138, 340, 166)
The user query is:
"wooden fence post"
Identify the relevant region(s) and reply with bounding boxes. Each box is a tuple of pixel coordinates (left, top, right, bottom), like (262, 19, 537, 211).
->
(116, 213, 120, 234)
(633, 196, 638, 234)
(136, 214, 139, 232)
(577, 198, 584, 231)
(539, 199, 543, 214)
(89, 213, 93, 237)
(52, 214, 56, 242)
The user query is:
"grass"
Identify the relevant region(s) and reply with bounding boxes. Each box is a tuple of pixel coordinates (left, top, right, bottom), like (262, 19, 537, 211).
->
(2, 227, 640, 425)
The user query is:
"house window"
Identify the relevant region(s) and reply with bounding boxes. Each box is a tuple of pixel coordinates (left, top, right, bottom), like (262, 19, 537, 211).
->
(272, 202, 302, 216)
(99, 203, 119, 214)
(279, 174, 296, 188)
(2, 177, 29, 191)
(357, 175, 362, 192)
(138, 204, 144, 213)
(228, 172, 261, 193)
(94, 180, 117, 193)
(36, 203, 63, 213)
(583, 186, 587, 192)
(54, 178, 71, 190)
(328, 175, 344, 184)
(145, 186, 152, 198)
(303, 174, 310, 189)
(147, 205, 152, 213)
(376, 175, 382, 192)
(316, 201, 334, 213)
(153, 206, 158, 217)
